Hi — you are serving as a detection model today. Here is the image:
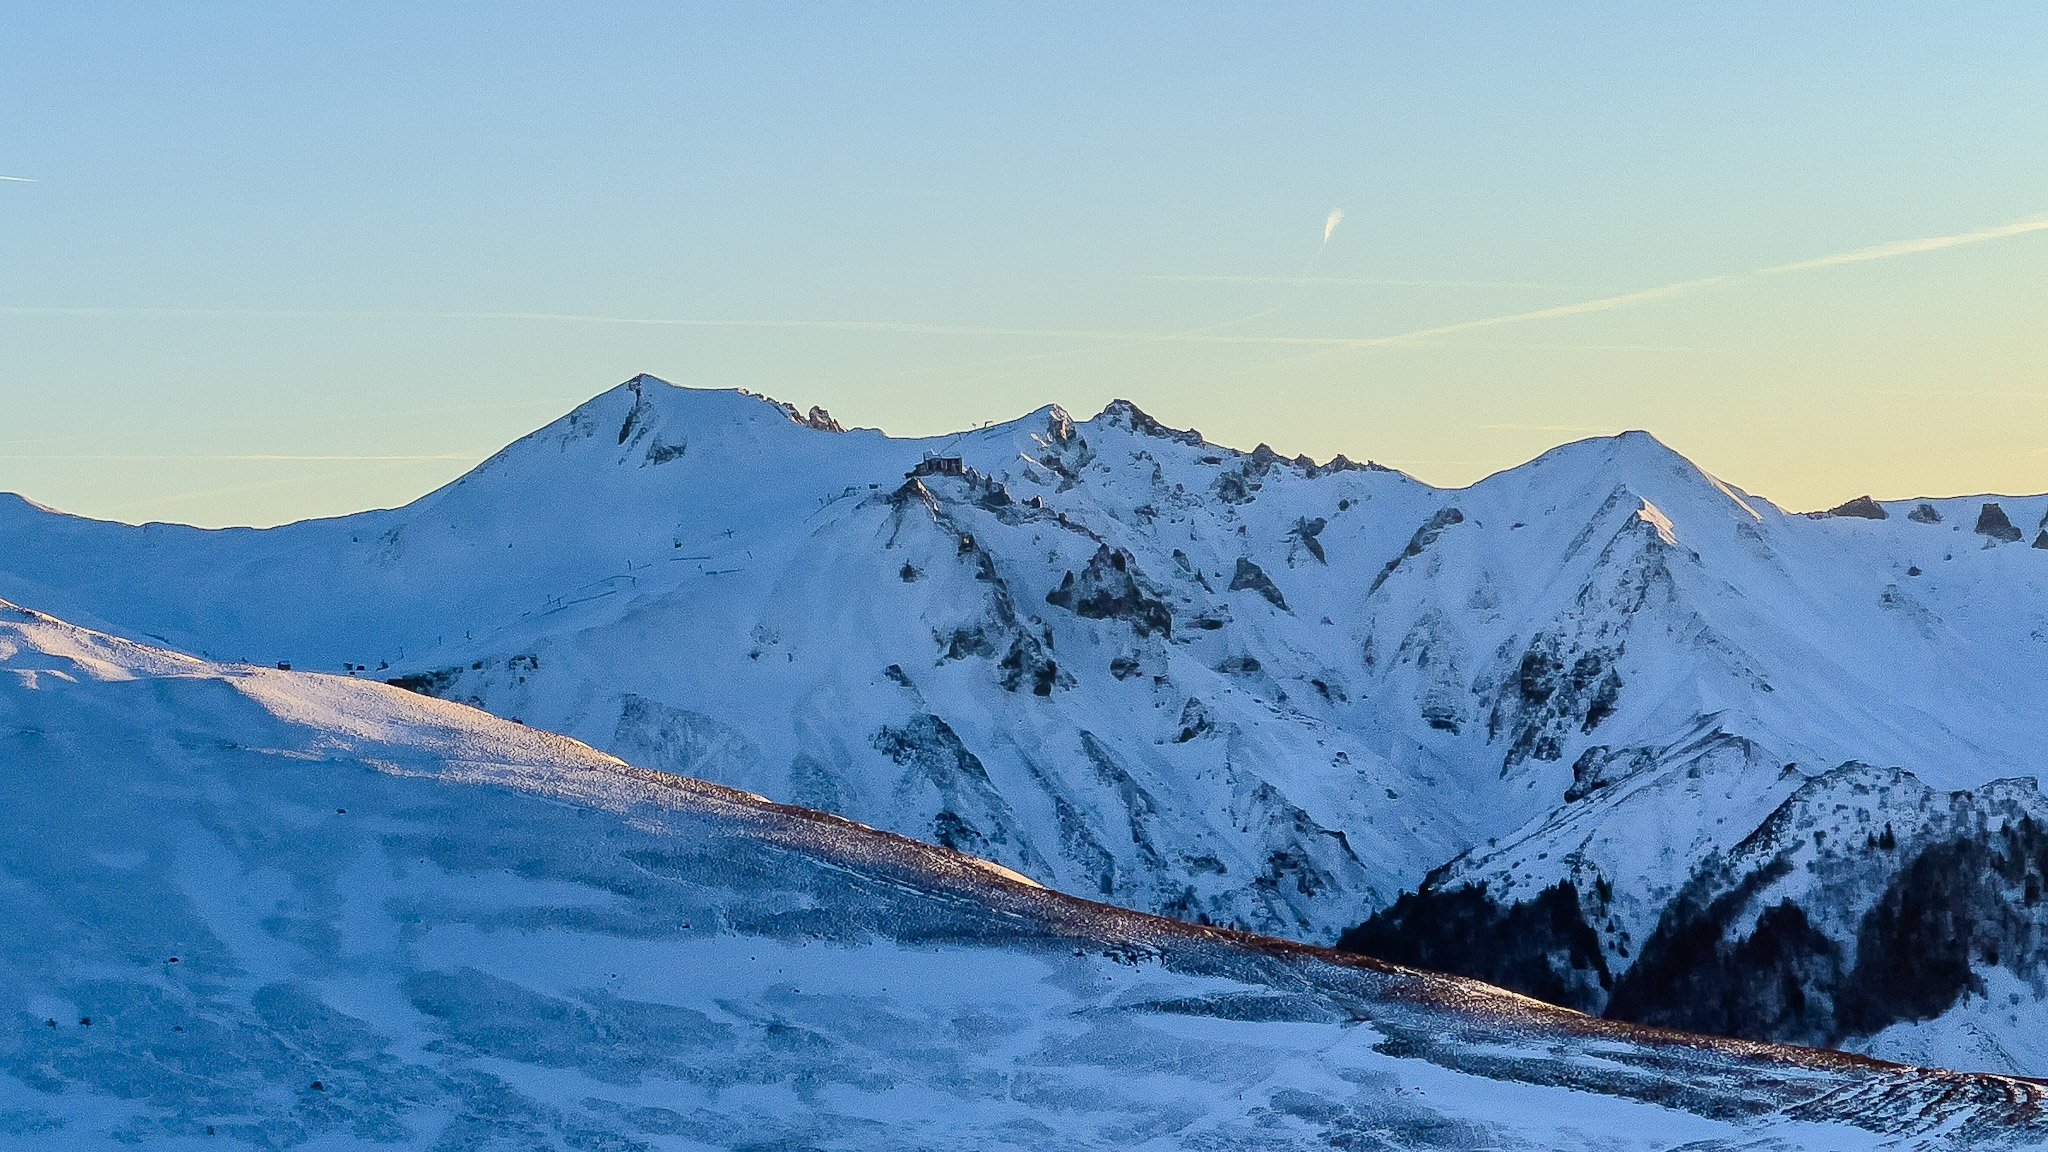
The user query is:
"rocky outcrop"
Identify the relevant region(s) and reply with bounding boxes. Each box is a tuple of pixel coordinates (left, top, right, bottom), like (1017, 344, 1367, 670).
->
(1821, 495, 1888, 520)
(1096, 399, 1206, 447)
(778, 401, 846, 431)
(872, 714, 1030, 861)
(997, 631, 1068, 696)
(1027, 407, 1092, 490)
(1046, 545, 1174, 637)
(1368, 507, 1464, 593)
(1227, 557, 1289, 611)
(1975, 502, 2022, 543)
(1289, 516, 1327, 564)
(1487, 633, 1624, 766)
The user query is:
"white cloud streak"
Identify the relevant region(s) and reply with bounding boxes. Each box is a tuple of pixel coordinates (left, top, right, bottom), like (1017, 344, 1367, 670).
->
(1317, 212, 2048, 349)
(1321, 275, 1735, 348)
(3, 213, 2040, 352)
(0, 175, 36, 182)
(0, 453, 475, 462)
(1140, 274, 1584, 290)
(1769, 216, 2048, 274)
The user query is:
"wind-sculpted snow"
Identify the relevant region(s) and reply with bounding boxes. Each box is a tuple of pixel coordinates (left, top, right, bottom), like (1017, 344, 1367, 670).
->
(2, 601, 2045, 1150)
(7, 376, 2048, 1069)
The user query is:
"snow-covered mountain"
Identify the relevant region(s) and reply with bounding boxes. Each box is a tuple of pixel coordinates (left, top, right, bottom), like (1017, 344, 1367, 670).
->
(6, 375, 2048, 1072)
(3, 597, 2045, 1150)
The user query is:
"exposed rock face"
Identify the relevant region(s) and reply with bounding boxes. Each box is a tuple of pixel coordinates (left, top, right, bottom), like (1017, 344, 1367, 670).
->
(1489, 633, 1624, 765)
(873, 713, 1029, 860)
(1289, 516, 1328, 564)
(1908, 502, 1943, 523)
(997, 631, 1065, 696)
(1976, 502, 2023, 543)
(783, 402, 847, 431)
(1097, 398, 1206, 446)
(1303, 453, 1382, 478)
(1369, 507, 1464, 593)
(1227, 557, 1289, 611)
(1823, 495, 1888, 520)
(1046, 545, 1174, 637)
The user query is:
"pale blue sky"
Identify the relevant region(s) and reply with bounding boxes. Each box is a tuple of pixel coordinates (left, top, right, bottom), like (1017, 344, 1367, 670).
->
(4, 3, 2046, 525)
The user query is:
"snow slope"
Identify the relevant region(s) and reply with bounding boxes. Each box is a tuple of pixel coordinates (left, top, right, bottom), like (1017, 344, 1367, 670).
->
(2, 598, 2045, 1150)
(6, 375, 2048, 1069)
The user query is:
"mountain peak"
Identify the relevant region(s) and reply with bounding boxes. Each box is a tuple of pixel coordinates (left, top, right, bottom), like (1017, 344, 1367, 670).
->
(1092, 399, 1209, 447)
(1519, 428, 1687, 475)
(1485, 428, 1765, 524)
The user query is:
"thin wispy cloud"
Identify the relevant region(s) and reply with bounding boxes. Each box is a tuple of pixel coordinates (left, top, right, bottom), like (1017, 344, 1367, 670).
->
(0, 305, 1147, 342)
(5, 214, 2040, 353)
(1323, 208, 1344, 244)
(0, 453, 475, 462)
(0, 175, 37, 183)
(95, 475, 344, 516)
(0, 305, 1644, 348)
(1343, 213, 2048, 349)
(1326, 275, 1734, 348)
(1879, 388, 2048, 401)
(1771, 216, 2048, 274)
(450, 312, 1149, 341)
(1140, 274, 1584, 291)
(1480, 422, 1613, 433)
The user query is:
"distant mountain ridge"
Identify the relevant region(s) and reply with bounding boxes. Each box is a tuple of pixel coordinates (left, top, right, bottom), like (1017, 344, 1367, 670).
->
(6, 374, 2048, 1073)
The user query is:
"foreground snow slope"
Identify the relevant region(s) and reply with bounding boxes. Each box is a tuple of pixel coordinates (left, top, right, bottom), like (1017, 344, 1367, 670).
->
(2, 598, 2045, 1151)
(6, 376, 2048, 1067)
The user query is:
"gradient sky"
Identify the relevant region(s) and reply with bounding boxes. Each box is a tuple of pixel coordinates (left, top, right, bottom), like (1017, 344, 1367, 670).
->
(4, 2, 2046, 527)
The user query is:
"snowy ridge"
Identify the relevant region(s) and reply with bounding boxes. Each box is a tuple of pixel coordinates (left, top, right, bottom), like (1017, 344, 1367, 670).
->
(2, 598, 2046, 1149)
(7, 375, 2048, 1070)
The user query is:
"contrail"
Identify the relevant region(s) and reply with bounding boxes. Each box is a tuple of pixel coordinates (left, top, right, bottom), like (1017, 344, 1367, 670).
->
(1323, 209, 1344, 244)
(1330, 275, 1734, 348)
(4, 214, 2039, 352)
(0, 175, 37, 183)
(0, 305, 1196, 343)
(1344, 212, 2048, 348)
(1768, 215, 2048, 274)
(1141, 274, 1582, 290)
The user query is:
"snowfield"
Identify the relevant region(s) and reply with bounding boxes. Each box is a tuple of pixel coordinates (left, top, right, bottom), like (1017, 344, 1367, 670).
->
(5, 375, 2048, 1074)
(3, 600, 2045, 1149)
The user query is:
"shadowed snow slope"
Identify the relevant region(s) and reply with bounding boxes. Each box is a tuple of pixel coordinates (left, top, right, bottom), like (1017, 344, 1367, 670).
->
(7, 376, 2048, 1071)
(2, 599, 2047, 1150)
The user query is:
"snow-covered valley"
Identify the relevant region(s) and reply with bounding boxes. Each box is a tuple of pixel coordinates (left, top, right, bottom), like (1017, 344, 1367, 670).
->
(6, 375, 2048, 1079)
